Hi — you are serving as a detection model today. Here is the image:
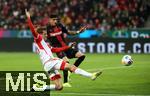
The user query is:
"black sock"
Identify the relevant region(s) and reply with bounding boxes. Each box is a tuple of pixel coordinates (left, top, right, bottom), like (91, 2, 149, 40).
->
(63, 70, 68, 83)
(74, 55, 85, 67)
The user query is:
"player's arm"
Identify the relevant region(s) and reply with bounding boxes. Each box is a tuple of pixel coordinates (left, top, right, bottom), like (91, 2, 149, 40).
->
(51, 42, 76, 53)
(59, 23, 87, 35)
(51, 46, 69, 53)
(67, 26, 87, 35)
(25, 9, 38, 38)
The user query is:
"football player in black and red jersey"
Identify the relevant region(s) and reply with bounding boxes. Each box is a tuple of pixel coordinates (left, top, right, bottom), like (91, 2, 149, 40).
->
(46, 14, 87, 87)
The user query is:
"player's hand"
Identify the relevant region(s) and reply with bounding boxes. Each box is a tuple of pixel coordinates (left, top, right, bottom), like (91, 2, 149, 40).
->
(69, 42, 76, 48)
(77, 25, 88, 34)
(25, 9, 30, 18)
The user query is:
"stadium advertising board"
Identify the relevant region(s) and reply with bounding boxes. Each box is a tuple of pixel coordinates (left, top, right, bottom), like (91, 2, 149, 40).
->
(67, 38, 150, 54)
(35, 38, 150, 54)
(0, 38, 149, 53)
(107, 28, 150, 38)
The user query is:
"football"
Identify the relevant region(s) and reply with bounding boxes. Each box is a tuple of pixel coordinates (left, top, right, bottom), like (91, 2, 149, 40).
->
(121, 55, 133, 66)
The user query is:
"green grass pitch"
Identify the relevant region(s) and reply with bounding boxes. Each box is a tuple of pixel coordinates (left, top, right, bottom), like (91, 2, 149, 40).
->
(0, 52, 150, 96)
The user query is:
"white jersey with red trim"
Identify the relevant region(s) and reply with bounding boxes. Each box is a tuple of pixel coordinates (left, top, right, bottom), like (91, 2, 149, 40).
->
(34, 35, 54, 65)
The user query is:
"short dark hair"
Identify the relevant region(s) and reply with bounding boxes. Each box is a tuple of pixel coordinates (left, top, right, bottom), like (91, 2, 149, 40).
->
(50, 14, 60, 21)
(50, 14, 58, 18)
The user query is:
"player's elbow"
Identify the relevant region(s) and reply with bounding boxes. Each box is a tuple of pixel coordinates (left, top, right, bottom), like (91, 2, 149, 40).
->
(55, 85, 63, 91)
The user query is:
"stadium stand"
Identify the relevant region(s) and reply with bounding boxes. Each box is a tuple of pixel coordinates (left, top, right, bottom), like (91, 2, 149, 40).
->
(0, 0, 149, 31)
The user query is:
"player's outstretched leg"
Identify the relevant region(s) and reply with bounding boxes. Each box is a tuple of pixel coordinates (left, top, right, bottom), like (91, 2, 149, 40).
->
(64, 63, 102, 80)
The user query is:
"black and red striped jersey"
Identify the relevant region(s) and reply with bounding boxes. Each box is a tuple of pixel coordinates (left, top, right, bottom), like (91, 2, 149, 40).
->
(47, 23, 68, 47)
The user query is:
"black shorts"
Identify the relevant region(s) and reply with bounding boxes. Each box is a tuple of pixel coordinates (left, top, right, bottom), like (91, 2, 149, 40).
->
(56, 48, 78, 59)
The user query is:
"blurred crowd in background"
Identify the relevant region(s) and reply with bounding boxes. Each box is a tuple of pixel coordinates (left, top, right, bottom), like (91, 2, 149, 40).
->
(0, 0, 149, 31)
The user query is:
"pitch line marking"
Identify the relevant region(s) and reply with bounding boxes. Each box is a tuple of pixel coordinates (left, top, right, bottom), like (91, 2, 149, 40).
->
(51, 92, 149, 96)
(87, 66, 133, 72)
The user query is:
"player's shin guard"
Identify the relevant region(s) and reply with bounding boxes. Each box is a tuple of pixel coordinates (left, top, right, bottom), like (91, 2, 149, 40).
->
(74, 55, 85, 67)
(74, 68, 92, 78)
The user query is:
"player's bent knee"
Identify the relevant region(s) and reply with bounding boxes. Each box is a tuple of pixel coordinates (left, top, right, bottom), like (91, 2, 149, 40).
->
(78, 55, 85, 61)
(76, 52, 85, 58)
(80, 55, 85, 59)
(70, 65, 77, 72)
(55, 85, 63, 91)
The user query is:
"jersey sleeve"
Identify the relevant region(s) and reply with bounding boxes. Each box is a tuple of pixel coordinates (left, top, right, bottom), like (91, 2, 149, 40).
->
(51, 46, 70, 53)
(27, 17, 38, 38)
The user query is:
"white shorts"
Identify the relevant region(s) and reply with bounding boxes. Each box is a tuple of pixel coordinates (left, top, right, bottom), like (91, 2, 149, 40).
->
(43, 58, 66, 81)
(44, 58, 66, 72)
